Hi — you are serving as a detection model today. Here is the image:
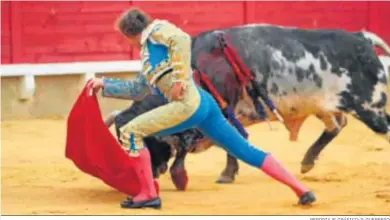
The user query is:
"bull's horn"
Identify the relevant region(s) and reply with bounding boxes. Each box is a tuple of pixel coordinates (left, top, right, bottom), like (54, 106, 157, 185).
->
(362, 31, 390, 56)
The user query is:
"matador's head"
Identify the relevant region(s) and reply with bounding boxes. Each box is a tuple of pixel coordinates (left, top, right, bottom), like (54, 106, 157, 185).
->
(115, 8, 152, 49)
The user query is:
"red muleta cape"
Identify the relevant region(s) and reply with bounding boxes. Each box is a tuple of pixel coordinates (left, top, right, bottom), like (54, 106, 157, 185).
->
(65, 83, 150, 197)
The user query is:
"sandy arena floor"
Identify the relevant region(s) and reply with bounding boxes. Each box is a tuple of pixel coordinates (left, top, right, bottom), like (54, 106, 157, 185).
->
(1, 116, 390, 215)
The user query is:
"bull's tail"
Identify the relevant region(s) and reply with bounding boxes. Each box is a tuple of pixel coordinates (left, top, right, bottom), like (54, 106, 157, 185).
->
(361, 30, 390, 56)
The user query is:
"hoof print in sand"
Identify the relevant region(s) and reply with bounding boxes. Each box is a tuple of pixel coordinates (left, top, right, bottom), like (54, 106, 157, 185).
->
(302, 175, 343, 183)
(375, 191, 390, 203)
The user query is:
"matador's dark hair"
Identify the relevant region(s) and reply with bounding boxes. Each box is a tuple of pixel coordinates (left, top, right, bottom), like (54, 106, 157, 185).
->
(115, 8, 152, 37)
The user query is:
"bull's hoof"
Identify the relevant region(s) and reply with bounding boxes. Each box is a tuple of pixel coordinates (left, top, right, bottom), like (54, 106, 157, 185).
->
(298, 191, 316, 206)
(300, 163, 314, 174)
(216, 175, 235, 184)
(170, 167, 188, 191)
(216, 167, 238, 184)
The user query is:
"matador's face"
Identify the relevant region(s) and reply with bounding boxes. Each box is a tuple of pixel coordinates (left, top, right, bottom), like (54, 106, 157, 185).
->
(126, 34, 142, 49)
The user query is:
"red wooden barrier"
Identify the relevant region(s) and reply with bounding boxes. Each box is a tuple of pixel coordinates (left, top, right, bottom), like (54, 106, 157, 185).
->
(1, 1, 11, 64)
(367, 2, 390, 55)
(1, 1, 389, 64)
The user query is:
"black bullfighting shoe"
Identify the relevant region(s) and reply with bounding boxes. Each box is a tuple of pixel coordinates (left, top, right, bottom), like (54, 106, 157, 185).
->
(120, 197, 161, 209)
(120, 197, 133, 207)
(298, 191, 316, 205)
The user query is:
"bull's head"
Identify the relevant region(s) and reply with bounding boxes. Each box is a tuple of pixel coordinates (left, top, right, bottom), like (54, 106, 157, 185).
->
(143, 137, 172, 178)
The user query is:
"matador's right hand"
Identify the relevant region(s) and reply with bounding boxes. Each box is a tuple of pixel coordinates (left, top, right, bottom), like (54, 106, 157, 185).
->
(169, 81, 186, 101)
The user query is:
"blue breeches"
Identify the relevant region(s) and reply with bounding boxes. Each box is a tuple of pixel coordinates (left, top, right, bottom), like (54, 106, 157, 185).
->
(153, 86, 268, 168)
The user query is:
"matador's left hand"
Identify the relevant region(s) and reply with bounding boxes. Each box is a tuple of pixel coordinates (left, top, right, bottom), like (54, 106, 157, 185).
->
(87, 77, 104, 93)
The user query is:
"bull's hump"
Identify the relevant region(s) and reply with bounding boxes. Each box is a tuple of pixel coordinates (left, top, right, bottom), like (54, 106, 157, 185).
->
(229, 23, 347, 34)
(238, 23, 297, 30)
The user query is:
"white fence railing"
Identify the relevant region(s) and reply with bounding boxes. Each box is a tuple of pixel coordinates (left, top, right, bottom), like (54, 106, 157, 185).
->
(1, 56, 389, 101)
(0, 60, 142, 100)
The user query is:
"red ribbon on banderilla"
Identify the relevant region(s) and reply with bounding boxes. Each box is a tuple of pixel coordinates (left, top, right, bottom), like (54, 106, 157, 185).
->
(193, 69, 249, 139)
(216, 32, 284, 125)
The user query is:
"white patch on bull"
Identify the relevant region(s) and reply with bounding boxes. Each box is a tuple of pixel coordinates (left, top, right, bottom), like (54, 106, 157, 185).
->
(320, 73, 352, 112)
(368, 81, 388, 115)
(252, 67, 264, 82)
(266, 47, 352, 114)
(362, 102, 371, 111)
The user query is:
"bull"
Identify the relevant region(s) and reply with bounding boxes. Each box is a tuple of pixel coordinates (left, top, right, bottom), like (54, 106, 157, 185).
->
(105, 24, 390, 190)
